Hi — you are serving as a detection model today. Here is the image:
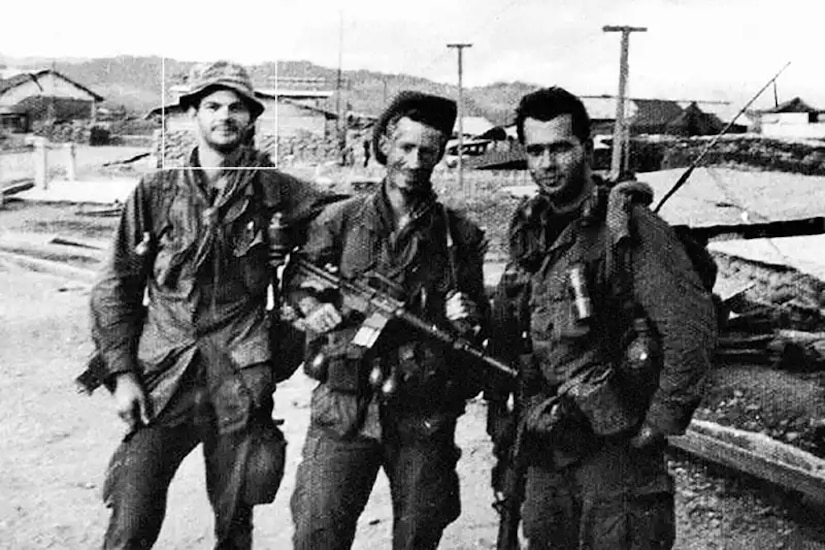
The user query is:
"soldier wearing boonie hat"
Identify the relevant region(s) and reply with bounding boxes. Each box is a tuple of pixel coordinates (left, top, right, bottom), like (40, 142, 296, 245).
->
(287, 90, 491, 549)
(177, 60, 265, 120)
(89, 59, 329, 549)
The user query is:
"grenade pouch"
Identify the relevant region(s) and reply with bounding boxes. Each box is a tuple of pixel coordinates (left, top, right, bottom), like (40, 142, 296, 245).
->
(567, 364, 642, 437)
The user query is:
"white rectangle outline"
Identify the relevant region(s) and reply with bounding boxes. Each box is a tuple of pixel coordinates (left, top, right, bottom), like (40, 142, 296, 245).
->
(159, 57, 281, 171)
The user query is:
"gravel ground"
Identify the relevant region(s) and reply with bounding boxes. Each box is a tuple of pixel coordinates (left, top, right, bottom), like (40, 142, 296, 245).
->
(4, 197, 825, 548)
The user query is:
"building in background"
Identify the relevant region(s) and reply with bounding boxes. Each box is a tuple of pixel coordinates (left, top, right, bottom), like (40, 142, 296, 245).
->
(0, 68, 104, 133)
(757, 97, 825, 140)
(148, 82, 337, 140)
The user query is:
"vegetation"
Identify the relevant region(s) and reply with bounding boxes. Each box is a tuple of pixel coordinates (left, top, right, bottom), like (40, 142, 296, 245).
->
(4, 55, 540, 124)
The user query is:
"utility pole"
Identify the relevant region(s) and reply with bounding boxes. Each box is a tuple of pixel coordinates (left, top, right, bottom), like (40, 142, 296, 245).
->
(447, 43, 472, 193)
(603, 25, 646, 181)
(335, 10, 345, 162)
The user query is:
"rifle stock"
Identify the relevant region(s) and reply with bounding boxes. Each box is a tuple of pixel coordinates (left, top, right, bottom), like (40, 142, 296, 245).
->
(291, 255, 518, 379)
(494, 413, 527, 550)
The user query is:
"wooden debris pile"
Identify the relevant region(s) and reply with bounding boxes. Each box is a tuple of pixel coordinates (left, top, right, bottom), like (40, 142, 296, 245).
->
(716, 288, 825, 371)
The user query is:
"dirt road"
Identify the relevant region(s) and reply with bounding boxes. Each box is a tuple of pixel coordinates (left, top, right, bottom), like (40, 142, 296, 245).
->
(2, 248, 824, 549)
(0, 262, 501, 549)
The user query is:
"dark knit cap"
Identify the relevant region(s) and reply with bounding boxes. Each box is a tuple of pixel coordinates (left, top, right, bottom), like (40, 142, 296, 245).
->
(373, 91, 457, 165)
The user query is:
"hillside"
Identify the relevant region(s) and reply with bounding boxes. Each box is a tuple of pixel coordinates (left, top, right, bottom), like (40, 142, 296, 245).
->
(0, 54, 538, 124)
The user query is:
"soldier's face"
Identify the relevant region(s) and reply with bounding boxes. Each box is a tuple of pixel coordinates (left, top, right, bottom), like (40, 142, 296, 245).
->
(523, 115, 590, 207)
(191, 89, 253, 153)
(381, 117, 445, 197)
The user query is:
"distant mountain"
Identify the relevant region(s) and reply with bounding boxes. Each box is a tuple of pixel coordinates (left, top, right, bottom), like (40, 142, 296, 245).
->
(0, 54, 537, 124)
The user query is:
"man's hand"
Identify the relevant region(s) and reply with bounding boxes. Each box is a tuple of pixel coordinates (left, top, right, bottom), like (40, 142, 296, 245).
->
(445, 291, 481, 336)
(113, 372, 151, 430)
(630, 421, 666, 450)
(299, 296, 342, 334)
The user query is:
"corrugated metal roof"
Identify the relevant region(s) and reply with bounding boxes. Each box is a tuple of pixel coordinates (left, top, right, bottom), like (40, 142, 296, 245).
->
(764, 96, 822, 114)
(0, 69, 104, 101)
(628, 99, 683, 129)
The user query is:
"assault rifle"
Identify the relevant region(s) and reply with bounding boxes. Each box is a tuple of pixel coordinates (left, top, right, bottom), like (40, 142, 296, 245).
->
(492, 398, 527, 550)
(288, 253, 518, 380)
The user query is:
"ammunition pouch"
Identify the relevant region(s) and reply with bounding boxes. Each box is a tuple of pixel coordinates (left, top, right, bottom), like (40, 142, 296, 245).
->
(304, 326, 367, 393)
(387, 341, 450, 402)
(524, 393, 567, 436)
(309, 382, 370, 440)
(269, 311, 306, 384)
(615, 316, 661, 405)
(327, 347, 366, 393)
(567, 364, 642, 437)
(518, 352, 544, 398)
(524, 363, 642, 443)
(522, 392, 596, 467)
(242, 414, 286, 505)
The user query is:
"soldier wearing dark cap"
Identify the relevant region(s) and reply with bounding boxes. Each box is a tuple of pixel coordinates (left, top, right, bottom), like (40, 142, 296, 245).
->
(287, 91, 490, 550)
(89, 60, 326, 549)
(487, 87, 717, 549)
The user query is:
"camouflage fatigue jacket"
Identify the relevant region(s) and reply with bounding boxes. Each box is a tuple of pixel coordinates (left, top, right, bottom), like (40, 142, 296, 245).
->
(291, 185, 489, 439)
(495, 183, 717, 440)
(90, 146, 324, 426)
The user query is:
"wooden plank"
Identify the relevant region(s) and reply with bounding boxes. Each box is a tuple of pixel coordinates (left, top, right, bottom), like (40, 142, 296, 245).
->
(679, 216, 825, 244)
(0, 250, 97, 283)
(669, 420, 825, 504)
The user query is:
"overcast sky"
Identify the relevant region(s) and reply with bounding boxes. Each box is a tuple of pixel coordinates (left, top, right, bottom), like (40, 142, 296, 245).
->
(3, 0, 823, 108)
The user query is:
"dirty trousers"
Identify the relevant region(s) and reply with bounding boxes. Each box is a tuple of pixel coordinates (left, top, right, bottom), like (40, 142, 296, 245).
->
(290, 423, 462, 550)
(522, 437, 675, 550)
(101, 370, 261, 550)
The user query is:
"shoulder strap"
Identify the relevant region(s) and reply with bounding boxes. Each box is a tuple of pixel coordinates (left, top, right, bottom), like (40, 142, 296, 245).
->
(440, 204, 461, 290)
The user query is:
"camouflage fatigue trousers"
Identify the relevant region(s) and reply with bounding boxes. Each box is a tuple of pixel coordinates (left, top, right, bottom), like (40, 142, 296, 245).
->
(522, 436, 675, 550)
(290, 421, 462, 550)
(101, 363, 272, 550)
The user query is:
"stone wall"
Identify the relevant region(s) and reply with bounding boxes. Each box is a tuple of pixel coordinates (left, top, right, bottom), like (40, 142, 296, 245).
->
(153, 129, 340, 168)
(31, 120, 91, 144)
(657, 136, 825, 176)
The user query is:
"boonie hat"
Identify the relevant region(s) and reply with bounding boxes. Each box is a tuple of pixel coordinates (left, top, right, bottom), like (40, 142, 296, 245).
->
(178, 60, 265, 119)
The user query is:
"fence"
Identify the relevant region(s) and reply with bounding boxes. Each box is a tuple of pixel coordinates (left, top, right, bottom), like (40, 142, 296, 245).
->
(0, 138, 80, 206)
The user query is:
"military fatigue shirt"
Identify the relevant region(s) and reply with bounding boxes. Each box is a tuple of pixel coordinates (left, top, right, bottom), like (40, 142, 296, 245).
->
(292, 185, 489, 437)
(90, 147, 324, 421)
(497, 183, 717, 437)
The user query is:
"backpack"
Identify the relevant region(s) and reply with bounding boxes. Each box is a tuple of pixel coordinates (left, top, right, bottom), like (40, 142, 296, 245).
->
(604, 180, 718, 296)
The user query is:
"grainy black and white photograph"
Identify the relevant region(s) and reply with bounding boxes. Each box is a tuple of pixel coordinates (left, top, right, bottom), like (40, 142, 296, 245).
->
(2, 0, 825, 548)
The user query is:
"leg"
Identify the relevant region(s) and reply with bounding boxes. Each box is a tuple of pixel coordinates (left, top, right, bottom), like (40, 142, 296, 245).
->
(576, 440, 674, 550)
(384, 423, 462, 550)
(290, 426, 383, 550)
(102, 423, 199, 550)
(202, 426, 255, 550)
(521, 466, 581, 550)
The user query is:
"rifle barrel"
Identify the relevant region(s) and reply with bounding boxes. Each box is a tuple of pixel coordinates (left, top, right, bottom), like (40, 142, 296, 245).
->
(292, 255, 518, 379)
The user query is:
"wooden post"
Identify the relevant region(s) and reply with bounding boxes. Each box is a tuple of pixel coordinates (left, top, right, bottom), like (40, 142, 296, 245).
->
(34, 137, 48, 190)
(603, 25, 647, 181)
(447, 43, 472, 195)
(66, 142, 76, 181)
